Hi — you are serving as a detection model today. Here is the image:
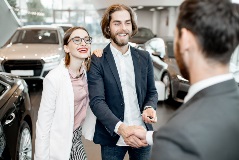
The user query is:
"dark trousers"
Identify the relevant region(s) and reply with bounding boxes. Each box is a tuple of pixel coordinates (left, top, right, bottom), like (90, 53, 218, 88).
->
(101, 145, 151, 160)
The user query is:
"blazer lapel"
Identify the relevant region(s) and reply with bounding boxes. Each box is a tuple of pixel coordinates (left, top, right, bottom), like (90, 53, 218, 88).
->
(131, 47, 141, 101)
(104, 44, 123, 97)
(168, 79, 237, 121)
(59, 61, 74, 118)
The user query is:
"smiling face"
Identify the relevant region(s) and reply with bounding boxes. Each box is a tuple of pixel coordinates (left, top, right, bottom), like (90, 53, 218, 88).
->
(109, 10, 133, 48)
(64, 29, 91, 61)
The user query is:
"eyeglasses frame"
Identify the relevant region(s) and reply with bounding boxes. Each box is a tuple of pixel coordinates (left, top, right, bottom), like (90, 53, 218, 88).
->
(67, 36, 92, 45)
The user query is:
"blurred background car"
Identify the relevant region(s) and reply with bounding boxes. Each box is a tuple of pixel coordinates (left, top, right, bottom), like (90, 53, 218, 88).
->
(0, 72, 33, 159)
(129, 27, 156, 48)
(230, 45, 239, 86)
(146, 37, 239, 103)
(51, 23, 74, 33)
(145, 37, 189, 103)
(145, 38, 167, 101)
(0, 25, 65, 80)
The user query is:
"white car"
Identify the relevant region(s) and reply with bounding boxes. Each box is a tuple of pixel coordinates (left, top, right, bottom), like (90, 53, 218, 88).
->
(230, 45, 239, 85)
(0, 25, 65, 79)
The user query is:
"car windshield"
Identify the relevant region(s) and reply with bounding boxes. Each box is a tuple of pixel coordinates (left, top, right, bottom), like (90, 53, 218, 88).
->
(61, 26, 72, 32)
(0, 82, 7, 98)
(166, 41, 174, 58)
(9, 29, 59, 44)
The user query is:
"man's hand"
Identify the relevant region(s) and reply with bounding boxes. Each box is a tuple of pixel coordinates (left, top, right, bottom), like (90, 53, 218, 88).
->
(117, 124, 143, 139)
(142, 107, 157, 124)
(118, 124, 148, 148)
(92, 49, 103, 57)
(124, 135, 148, 148)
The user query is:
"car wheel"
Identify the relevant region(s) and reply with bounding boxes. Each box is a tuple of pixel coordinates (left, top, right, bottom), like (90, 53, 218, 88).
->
(16, 121, 32, 160)
(162, 73, 172, 101)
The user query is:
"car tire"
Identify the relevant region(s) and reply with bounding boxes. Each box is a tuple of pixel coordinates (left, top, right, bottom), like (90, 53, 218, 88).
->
(16, 121, 32, 160)
(162, 73, 173, 102)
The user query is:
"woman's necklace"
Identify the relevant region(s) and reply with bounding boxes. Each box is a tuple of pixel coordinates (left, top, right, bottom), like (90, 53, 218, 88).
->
(68, 65, 82, 78)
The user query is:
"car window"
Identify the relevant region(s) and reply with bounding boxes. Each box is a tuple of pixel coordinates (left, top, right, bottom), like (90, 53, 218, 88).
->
(134, 28, 154, 38)
(10, 29, 59, 44)
(61, 26, 72, 32)
(166, 41, 174, 58)
(0, 81, 9, 99)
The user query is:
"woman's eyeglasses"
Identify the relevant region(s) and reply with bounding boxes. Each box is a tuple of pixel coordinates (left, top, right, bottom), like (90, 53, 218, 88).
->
(67, 36, 92, 45)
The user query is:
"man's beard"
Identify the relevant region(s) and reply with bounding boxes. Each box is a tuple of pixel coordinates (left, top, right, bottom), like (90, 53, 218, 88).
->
(111, 32, 130, 47)
(174, 40, 190, 81)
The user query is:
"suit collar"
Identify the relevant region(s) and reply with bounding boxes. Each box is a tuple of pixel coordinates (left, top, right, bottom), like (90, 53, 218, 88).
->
(104, 44, 123, 97)
(103, 44, 142, 98)
(110, 43, 131, 56)
(130, 46, 141, 98)
(169, 79, 238, 121)
(184, 74, 233, 103)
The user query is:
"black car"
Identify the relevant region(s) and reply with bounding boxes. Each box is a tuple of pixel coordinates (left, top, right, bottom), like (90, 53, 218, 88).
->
(146, 38, 239, 103)
(129, 27, 156, 48)
(145, 37, 190, 103)
(0, 72, 33, 159)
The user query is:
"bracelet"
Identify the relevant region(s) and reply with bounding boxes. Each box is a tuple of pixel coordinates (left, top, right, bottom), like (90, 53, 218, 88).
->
(144, 106, 153, 110)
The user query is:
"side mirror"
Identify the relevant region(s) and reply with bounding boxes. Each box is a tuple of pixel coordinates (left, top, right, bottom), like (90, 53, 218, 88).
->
(145, 38, 166, 59)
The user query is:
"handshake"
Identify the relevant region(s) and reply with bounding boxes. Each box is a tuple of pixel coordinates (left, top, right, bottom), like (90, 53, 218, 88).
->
(118, 108, 157, 148)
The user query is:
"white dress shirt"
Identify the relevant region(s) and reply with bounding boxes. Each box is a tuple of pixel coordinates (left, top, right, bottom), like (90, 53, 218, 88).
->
(110, 44, 146, 146)
(146, 73, 234, 145)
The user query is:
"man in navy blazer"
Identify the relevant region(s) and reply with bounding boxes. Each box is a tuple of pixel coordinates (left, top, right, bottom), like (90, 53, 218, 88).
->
(127, 0, 239, 160)
(87, 4, 158, 160)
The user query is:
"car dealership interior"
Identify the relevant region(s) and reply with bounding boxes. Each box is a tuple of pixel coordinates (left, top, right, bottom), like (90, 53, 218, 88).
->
(0, 0, 239, 159)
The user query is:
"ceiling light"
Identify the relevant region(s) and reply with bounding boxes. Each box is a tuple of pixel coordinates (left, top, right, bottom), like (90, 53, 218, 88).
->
(157, 7, 164, 10)
(137, 6, 144, 9)
(149, 8, 156, 12)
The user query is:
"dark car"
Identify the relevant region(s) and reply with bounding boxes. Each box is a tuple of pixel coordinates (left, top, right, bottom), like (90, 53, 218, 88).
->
(145, 37, 190, 103)
(0, 72, 33, 159)
(129, 27, 156, 48)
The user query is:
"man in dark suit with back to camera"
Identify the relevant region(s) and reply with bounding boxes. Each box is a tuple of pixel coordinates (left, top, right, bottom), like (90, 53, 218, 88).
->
(87, 4, 158, 160)
(127, 0, 239, 160)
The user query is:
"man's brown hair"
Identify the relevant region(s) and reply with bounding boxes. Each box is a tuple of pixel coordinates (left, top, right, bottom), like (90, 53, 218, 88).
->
(101, 4, 138, 39)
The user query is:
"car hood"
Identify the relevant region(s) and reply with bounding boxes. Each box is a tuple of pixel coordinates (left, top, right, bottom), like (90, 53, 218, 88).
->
(0, 43, 63, 59)
(165, 58, 181, 75)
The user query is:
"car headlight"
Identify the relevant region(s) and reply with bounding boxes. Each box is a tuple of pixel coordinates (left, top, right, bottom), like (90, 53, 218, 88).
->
(42, 55, 60, 63)
(0, 57, 5, 72)
(177, 75, 189, 82)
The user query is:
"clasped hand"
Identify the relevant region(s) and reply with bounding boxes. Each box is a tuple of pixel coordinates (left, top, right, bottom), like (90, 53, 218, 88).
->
(118, 124, 148, 148)
(118, 109, 157, 148)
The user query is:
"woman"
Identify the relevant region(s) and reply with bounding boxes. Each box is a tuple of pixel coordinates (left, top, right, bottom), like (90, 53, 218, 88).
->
(34, 26, 97, 160)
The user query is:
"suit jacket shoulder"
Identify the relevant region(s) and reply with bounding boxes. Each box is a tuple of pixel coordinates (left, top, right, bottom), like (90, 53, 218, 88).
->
(151, 79, 239, 160)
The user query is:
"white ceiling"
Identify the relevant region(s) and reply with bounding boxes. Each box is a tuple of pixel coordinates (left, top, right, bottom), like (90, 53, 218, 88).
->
(91, 0, 184, 10)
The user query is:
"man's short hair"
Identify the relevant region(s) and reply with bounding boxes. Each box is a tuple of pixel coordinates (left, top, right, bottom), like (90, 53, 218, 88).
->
(177, 0, 239, 64)
(101, 4, 138, 39)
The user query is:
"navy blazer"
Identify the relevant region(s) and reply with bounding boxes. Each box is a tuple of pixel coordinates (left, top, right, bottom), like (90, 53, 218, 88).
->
(87, 44, 158, 145)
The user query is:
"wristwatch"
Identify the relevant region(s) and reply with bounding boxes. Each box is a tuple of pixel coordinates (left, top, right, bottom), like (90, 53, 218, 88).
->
(144, 106, 153, 110)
